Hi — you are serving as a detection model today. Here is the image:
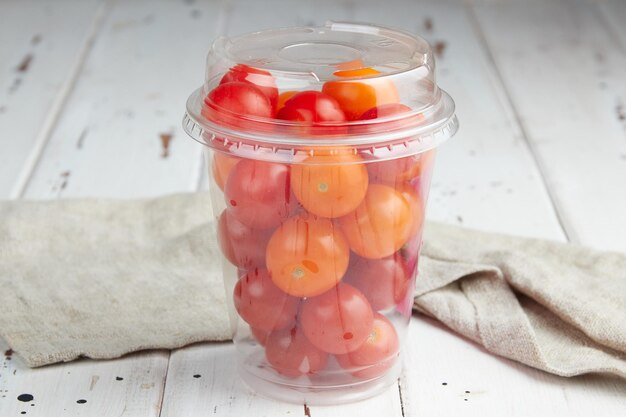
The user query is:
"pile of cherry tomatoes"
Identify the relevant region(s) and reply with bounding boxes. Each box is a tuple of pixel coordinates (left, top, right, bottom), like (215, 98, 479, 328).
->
(206, 64, 433, 380)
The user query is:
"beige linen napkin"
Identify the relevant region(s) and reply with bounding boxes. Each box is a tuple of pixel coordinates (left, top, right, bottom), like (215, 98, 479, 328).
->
(0, 193, 624, 379)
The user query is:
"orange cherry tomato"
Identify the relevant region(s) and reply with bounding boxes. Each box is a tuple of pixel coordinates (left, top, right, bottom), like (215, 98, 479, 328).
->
(322, 68, 400, 120)
(333, 58, 365, 71)
(368, 150, 436, 185)
(277, 90, 298, 112)
(396, 182, 424, 239)
(291, 153, 368, 218)
(211, 152, 240, 191)
(339, 184, 412, 259)
(336, 313, 399, 379)
(266, 213, 350, 297)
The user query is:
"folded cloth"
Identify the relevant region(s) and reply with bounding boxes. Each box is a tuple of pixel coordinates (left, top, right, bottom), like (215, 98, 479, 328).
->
(0, 193, 624, 379)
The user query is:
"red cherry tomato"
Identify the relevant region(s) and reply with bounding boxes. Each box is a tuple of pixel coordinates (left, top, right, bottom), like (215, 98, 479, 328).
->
(220, 64, 279, 112)
(368, 150, 436, 185)
(266, 213, 350, 297)
(277, 90, 298, 112)
(265, 325, 329, 378)
(322, 68, 399, 120)
(277, 91, 347, 135)
(202, 82, 273, 128)
(278, 91, 346, 123)
(300, 283, 374, 354)
(336, 313, 399, 379)
(290, 152, 369, 218)
(250, 326, 270, 346)
(399, 230, 422, 288)
(343, 254, 410, 311)
(233, 268, 299, 332)
(224, 159, 294, 229)
(359, 103, 412, 120)
(339, 184, 413, 259)
(217, 210, 271, 269)
(212, 153, 240, 192)
(396, 182, 424, 239)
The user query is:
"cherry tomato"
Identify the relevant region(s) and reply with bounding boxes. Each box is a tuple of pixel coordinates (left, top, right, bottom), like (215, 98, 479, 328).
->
(212, 153, 240, 192)
(250, 326, 270, 346)
(224, 159, 294, 229)
(265, 325, 329, 377)
(277, 90, 298, 112)
(300, 283, 374, 354)
(322, 68, 399, 120)
(233, 268, 299, 332)
(202, 82, 273, 128)
(277, 91, 347, 136)
(290, 153, 368, 218)
(217, 210, 271, 269)
(278, 91, 346, 123)
(368, 150, 436, 185)
(343, 254, 410, 311)
(220, 64, 279, 112)
(333, 58, 365, 71)
(339, 184, 412, 259)
(396, 182, 424, 239)
(359, 103, 412, 120)
(399, 231, 421, 288)
(266, 213, 350, 297)
(336, 313, 399, 379)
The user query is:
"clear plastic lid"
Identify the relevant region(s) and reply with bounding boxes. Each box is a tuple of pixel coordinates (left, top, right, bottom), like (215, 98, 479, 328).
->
(183, 21, 458, 162)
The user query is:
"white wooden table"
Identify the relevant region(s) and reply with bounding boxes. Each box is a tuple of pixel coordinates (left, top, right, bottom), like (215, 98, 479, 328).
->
(1, 0, 625, 415)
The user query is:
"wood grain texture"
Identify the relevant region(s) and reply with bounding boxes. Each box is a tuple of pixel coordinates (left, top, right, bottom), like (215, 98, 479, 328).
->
(21, 0, 225, 200)
(405, 317, 626, 416)
(0, 0, 104, 197)
(473, 0, 626, 251)
(1, 0, 624, 416)
(0, 339, 169, 417)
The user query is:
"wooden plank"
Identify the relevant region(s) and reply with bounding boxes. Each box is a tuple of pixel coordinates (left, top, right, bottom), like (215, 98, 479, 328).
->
(473, 0, 626, 251)
(20, 0, 226, 199)
(0, 0, 104, 197)
(0, 341, 169, 417)
(353, 0, 626, 416)
(405, 317, 626, 416)
(1, 1, 227, 417)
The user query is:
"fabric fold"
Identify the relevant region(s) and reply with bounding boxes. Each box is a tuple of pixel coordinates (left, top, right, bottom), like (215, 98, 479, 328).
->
(0, 193, 624, 379)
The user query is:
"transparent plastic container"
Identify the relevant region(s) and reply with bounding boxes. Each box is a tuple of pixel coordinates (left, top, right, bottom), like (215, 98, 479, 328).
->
(183, 21, 458, 405)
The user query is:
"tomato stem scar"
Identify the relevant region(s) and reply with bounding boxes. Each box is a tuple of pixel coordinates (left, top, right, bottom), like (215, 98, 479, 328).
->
(292, 267, 305, 280)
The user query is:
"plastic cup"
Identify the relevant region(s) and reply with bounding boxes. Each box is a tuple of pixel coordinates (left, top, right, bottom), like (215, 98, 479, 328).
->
(183, 21, 457, 405)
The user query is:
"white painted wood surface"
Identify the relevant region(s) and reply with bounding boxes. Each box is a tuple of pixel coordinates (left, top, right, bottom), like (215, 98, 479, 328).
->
(473, 0, 626, 251)
(1, 0, 625, 416)
(0, 0, 103, 197)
